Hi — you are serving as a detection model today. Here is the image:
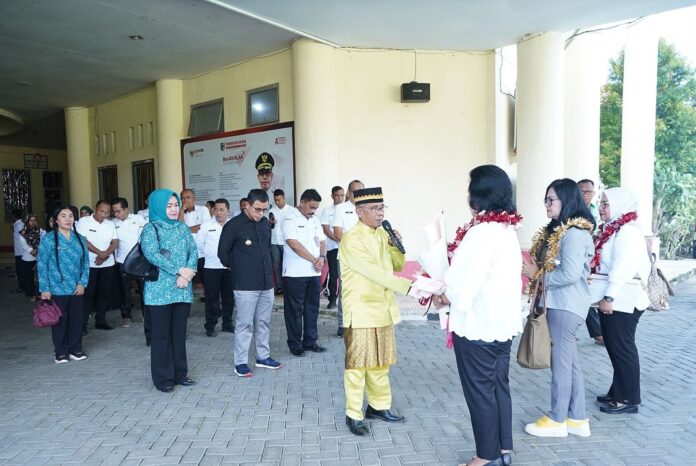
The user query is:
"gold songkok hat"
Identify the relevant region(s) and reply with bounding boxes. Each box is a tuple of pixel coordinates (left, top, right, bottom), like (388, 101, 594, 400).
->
(353, 187, 383, 205)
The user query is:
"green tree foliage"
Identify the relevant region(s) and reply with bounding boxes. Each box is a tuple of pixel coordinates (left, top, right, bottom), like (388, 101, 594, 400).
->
(599, 40, 696, 258)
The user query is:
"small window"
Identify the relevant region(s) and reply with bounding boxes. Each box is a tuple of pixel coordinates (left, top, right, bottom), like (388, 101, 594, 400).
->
(188, 99, 224, 137)
(247, 84, 279, 127)
(128, 127, 135, 151)
(136, 124, 144, 148)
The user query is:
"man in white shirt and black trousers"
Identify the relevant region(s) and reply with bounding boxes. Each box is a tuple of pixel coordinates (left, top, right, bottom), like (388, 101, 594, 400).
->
(331, 179, 364, 337)
(197, 198, 235, 337)
(111, 198, 147, 332)
(320, 185, 344, 310)
(11, 209, 25, 293)
(269, 189, 296, 294)
(181, 188, 211, 291)
(281, 189, 328, 356)
(77, 200, 119, 332)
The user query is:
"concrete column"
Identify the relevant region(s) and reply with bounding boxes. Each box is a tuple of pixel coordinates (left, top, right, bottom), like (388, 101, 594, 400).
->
(564, 33, 603, 186)
(516, 32, 565, 247)
(620, 20, 658, 234)
(292, 38, 338, 198)
(64, 107, 92, 207)
(155, 79, 184, 191)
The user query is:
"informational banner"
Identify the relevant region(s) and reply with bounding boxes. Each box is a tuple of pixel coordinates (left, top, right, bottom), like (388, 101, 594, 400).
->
(180, 122, 295, 206)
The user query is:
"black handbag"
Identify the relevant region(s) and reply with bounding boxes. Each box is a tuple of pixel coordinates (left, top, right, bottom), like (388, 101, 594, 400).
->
(122, 224, 170, 281)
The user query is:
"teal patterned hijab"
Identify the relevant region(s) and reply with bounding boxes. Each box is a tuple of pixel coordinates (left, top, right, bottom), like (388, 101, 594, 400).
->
(148, 189, 181, 225)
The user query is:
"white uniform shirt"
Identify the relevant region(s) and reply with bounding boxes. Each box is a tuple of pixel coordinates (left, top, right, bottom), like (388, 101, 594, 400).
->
(269, 204, 297, 246)
(332, 201, 359, 236)
(320, 204, 339, 251)
(184, 205, 211, 258)
(76, 215, 117, 268)
(281, 209, 326, 277)
(13, 220, 25, 256)
(113, 213, 146, 264)
(136, 208, 149, 221)
(195, 217, 228, 269)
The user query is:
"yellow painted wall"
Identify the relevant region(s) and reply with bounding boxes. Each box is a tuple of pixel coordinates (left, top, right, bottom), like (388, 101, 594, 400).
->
(90, 88, 158, 209)
(0, 145, 69, 247)
(182, 49, 294, 133)
(331, 48, 494, 252)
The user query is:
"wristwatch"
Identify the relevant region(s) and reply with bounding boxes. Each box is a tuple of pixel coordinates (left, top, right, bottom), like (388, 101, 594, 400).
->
(603, 296, 614, 303)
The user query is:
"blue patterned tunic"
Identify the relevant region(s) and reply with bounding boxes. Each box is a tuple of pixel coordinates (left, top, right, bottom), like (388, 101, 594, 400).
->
(141, 221, 198, 306)
(37, 230, 90, 295)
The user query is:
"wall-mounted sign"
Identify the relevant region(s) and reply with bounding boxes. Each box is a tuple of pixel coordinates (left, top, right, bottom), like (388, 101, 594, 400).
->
(24, 153, 48, 169)
(181, 121, 295, 206)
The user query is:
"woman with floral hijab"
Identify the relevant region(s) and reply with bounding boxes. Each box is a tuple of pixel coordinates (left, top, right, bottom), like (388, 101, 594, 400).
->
(590, 187, 651, 414)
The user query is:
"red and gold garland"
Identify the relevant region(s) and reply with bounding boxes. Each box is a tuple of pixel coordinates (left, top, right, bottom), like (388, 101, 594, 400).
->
(590, 211, 638, 272)
(418, 210, 523, 307)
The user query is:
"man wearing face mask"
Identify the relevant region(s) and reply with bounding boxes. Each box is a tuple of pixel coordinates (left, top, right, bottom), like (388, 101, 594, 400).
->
(218, 189, 283, 378)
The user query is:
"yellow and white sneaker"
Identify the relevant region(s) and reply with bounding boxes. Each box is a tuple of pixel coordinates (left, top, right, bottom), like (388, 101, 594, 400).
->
(524, 416, 568, 437)
(566, 418, 591, 437)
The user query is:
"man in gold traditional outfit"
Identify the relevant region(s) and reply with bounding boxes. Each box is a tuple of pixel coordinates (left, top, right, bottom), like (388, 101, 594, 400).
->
(339, 187, 414, 436)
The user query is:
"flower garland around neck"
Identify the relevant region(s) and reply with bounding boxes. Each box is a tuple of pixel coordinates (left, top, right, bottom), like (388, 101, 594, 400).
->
(590, 211, 638, 272)
(527, 217, 595, 293)
(417, 210, 523, 308)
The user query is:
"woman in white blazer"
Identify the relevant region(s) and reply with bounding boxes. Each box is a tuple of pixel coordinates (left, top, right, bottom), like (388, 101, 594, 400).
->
(590, 188, 651, 414)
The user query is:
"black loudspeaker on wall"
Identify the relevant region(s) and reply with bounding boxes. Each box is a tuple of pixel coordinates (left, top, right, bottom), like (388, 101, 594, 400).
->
(401, 81, 430, 102)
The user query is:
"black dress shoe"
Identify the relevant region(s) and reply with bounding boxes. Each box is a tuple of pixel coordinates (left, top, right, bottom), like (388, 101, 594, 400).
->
(345, 416, 370, 436)
(205, 329, 217, 337)
(145, 338, 151, 347)
(482, 456, 508, 466)
(336, 328, 344, 337)
(304, 344, 327, 353)
(290, 348, 305, 356)
(95, 322, 113, 330)
(221, 326, 235, 333)
(156, 385, 174, 393)
(600, 401, 638, 414)
(177, 377, 196, 386)
(501, 452, 512, 466)
(365, 405, 405, 422)
(596, 393, 613, 403)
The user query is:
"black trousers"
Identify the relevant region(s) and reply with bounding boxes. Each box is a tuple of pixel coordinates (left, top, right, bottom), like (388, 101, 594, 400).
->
(83, 265, 118, 328)
(196, 257, 205, 287)
(326, 249, 339, 303)
(51, 295, 85, 357)
(149, 303, 190, 389)
(19, 259, 37, 297)
(599, 308, 643, 405)
(283, 276, 321, 351)
(14, 255, 23, 290)
(586, 307, 602, 338)
(116, 263, 144, 318)
(453, 333, 513, 461)
(203, 268, 235, 330)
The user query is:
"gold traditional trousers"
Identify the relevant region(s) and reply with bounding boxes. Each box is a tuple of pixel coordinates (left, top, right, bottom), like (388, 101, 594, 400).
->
(338, 222, 412, 421)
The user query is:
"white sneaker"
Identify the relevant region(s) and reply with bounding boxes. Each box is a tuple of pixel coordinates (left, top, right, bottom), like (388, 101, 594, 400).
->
(54, 355, 69, 364)
(121, 318, 131, 328)
(524, 416, 568, 437)
(566, 418, 591, 437)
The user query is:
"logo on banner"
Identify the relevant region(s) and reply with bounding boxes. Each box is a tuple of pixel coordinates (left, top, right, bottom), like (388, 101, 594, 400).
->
(188, 148, 204, 158)
(275, 136, 286, 145)
(220, 139, 247, 151)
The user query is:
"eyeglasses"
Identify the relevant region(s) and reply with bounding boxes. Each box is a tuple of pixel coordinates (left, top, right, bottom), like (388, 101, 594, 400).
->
(580, 190, 595, 195)
(366, 205, 388, 213)
(253, 207, 268, 214)
(543, 197, 559, 206)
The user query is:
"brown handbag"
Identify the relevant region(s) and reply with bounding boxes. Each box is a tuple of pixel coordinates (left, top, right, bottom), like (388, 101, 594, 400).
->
(517, 274, 551, 369)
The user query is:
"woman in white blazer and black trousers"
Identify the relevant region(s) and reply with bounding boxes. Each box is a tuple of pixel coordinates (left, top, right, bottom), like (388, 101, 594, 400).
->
(590, 188, 651, 414)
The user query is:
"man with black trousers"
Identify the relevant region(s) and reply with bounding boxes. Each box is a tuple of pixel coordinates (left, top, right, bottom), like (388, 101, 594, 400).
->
(76, 200, 118, 332)
(281, 189, 327, 356)
(320, 186, 344, 309)
(197, 198, 234, 336)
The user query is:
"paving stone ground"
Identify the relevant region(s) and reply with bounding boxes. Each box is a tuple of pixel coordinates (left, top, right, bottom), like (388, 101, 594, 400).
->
(1, 272, 695, 466)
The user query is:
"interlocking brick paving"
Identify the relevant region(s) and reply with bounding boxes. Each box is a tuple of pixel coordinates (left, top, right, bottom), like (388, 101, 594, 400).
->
(1, 274, 695, 465)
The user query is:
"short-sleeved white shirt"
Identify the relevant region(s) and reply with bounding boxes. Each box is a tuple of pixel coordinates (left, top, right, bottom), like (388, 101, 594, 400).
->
(320, 204, 339, 251)
(281, 210, 326, 277)
(195, 217, 228, 269)
(332, 201, 359, 236)
(76, 215, 118, 268)
(13, 220, 25, 256)
(184, 205, 211, 258)
(113, 213, 146, 263)
(269, 204, 297, 245)
(136, 208, 149, 221)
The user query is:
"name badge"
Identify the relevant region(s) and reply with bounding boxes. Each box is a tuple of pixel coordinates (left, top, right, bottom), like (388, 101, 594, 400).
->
(89, 229, 97, 232)
(208, 229, 216, 232)
(298, 225, 305, 229)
